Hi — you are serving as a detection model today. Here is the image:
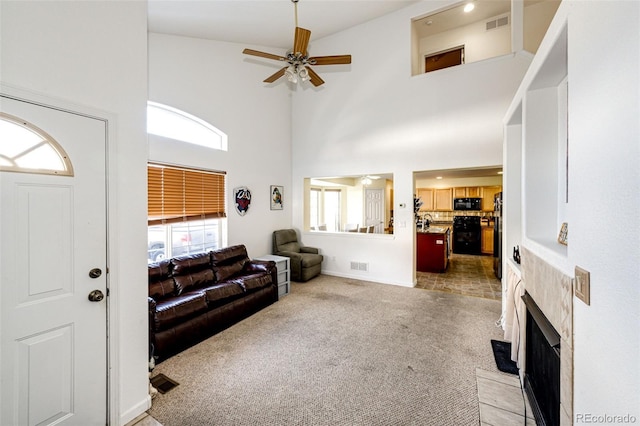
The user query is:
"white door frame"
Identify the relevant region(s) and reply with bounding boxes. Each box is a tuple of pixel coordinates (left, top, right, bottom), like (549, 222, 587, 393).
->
(1, 84, 121, 424)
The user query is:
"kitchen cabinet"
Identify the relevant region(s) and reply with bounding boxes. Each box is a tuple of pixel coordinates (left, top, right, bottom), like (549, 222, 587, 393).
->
(481, 186, 502, 211)
(481, 226, 494, 254)
(417, 230, 449, 272)
(454, 186, 481, 198)
(416, 188, 434, 211)
(434, 188, 452, 211)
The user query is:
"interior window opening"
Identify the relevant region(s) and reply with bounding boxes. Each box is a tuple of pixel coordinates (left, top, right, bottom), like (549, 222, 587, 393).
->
(0, 112, 74, 176)
(411, 0, 561, 76)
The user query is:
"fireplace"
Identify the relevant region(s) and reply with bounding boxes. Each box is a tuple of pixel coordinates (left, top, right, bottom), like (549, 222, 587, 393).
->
(523, 292, 561, 426)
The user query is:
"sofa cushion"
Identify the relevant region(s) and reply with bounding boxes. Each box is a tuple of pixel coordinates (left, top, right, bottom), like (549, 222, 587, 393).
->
(148, 259, 176, 299)
(152, 291, 208, 331)
(203, 282, 245, 306)
(231, 273, 273, 292)
(211, 245, 249, 282)
(171, 252, 215, 295)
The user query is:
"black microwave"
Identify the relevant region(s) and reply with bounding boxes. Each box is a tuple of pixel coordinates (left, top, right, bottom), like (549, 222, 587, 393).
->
(453, 198, 482, 211)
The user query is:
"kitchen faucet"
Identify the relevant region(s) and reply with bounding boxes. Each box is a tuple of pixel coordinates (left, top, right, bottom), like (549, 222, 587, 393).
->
(422, 213, 433, 231)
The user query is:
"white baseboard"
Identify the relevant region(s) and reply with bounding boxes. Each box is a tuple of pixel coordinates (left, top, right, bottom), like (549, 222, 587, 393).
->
(120, 395, 152, 426)
(321, 270, 414, 287)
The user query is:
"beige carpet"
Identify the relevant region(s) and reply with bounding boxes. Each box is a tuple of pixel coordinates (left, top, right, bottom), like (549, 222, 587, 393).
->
(149, 275, 504, 425)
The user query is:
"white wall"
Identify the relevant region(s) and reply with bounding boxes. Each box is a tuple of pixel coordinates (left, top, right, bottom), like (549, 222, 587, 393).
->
(0, 1, 149, 424)
(567, 1, 639, 419)
(505, 0, 640, 420)
(291, 2, 531, 286)
(148, 33, 292, 258)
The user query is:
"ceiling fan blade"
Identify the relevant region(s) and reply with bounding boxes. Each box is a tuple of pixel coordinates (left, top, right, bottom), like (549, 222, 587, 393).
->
(293, 27, 311, 56)
(264, 67, 287, 83)
(309, 55, 352, 66)
(243, 48, 286, 62)
(305, 66, 325, 87)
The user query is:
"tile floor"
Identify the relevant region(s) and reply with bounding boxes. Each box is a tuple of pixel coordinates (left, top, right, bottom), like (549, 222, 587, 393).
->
(416, 253, 502, 300)
(476, 368, 536, 425)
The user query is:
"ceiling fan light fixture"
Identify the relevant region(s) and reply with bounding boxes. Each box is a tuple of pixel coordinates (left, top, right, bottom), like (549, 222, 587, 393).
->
(242, 0, 351, 87)
(285, 65, 298, 83)
(298, 67, 310, 82)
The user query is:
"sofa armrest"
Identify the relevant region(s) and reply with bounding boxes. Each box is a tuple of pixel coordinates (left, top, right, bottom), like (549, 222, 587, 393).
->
(300, 246, 319, 254)
(275, 251, 303, 260)
(245, 259, 276, 274)
(245, 260, 277, 287)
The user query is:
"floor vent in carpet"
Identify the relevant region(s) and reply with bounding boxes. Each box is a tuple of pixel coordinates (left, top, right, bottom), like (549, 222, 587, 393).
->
(490, 339, 518, 375)
(150, 373, 179, 394)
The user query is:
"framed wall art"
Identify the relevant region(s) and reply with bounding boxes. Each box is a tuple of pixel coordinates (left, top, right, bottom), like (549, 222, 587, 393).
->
(270, 185, 283, 210)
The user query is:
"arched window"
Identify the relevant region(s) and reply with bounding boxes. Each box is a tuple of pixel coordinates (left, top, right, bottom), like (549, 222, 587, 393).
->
(0, 112, 74, 176)
(147, 101, 228, 151)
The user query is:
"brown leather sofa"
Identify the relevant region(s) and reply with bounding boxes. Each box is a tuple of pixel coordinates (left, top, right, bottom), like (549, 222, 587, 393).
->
(148, 244, 278, 362)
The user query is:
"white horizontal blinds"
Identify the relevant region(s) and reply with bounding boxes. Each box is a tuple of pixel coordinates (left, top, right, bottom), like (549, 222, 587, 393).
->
(148, 164, 226, 225)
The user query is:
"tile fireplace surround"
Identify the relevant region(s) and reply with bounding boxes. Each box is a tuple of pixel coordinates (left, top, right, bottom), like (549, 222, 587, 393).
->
(505, 246, 573, 426)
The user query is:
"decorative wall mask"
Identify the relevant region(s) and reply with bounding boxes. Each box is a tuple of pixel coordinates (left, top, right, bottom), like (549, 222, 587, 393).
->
(234, 186, 252, 216)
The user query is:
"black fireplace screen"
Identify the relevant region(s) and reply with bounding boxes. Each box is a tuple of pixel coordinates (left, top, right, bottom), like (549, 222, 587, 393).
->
(522, 292, 561, 426)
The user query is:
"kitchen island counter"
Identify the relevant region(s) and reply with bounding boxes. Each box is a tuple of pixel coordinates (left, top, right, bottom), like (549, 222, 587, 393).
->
(417, 228, 450, 273)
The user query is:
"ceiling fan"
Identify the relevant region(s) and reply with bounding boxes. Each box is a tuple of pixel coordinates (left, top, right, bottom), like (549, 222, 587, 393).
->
(242, 0, 352, 87)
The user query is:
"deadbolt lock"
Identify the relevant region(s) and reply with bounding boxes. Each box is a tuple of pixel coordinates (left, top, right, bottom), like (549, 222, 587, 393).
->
(89, 268, 102, 279)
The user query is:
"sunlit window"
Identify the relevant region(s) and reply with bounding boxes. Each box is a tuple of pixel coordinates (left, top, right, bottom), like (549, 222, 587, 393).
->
(0, 113, 73, 176)
(147, 101, 228, 151)
(309, 187, 341, 232)
(147, 163, 227, 263)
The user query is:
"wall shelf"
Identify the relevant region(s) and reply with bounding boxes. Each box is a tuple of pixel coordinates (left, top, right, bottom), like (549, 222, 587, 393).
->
(504, 22, 569, 273)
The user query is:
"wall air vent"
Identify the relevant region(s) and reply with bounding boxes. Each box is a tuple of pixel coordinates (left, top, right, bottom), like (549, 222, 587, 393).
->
(350, 261, 369, 272)
(486, 15, 509, 31)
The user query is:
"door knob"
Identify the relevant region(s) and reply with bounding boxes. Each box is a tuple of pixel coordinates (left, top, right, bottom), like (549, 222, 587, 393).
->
(89, 268, 102, 278)
(88, 289, 104, 302)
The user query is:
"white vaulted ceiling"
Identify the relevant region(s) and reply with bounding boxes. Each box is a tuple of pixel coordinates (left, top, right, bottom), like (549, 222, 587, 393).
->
(148, 0, 421, 49)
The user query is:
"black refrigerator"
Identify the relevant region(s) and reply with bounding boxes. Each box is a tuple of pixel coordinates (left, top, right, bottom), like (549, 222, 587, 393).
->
(493, 192, 503, 280)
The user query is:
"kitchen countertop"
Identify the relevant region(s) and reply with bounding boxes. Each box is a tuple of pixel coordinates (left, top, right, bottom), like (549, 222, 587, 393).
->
(417, 227, 449, 234)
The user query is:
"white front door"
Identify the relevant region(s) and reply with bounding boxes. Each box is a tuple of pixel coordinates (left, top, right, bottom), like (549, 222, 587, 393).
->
(0, 96, 108, 425)
(364, 188, 384, 233)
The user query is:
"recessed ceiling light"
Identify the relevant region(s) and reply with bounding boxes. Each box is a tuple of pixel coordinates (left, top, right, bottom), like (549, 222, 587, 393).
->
(436, 176, 443, 180)
(463, 3, 475, 13)
(497, 171, 503, 175)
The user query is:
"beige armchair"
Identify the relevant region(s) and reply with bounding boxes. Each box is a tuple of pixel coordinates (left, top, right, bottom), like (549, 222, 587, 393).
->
(272, 229, 323, 282)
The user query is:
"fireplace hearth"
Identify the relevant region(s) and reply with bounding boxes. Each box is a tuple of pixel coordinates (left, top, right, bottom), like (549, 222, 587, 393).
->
(523, 292, 561, 426)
